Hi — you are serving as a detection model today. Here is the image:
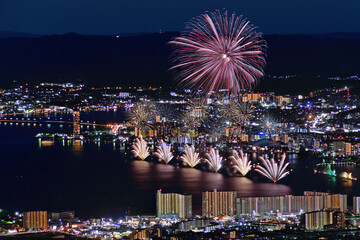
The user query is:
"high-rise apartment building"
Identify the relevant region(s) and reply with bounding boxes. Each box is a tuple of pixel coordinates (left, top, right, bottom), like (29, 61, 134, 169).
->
(73, 110, 81, 137)
(248, 93, 261, 101)
(345, 142, 352, 156)
(202, 189, 237, 218)
(156, 190, 192, 219)
(237, 193, 347, 216)
(23, 211, 47, 230)
(50, 211, 75, 222)
(305, 210, 333, 231)
(333, 211, 346, 229)
(332, 141, 352, 156)
(353, 196, 360, 214)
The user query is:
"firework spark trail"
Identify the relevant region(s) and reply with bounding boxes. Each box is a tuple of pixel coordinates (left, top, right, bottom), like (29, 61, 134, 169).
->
(128, 100, 156, 131)
(220, 99, 254, 126)
(170, 10, 266, 96)
(205, 148, 223, 173)
(260, 115, 277, 138)
(180, 144, 202, 168)
(154, 140, 174, 164)
(181, 111, 200, 132)
(131, 137, 150, 160)
(204, 117, 227, 142)
(185, 98, 209, 120)
(233, 101, 255, 125)
(156, 104, 178, 122)
(228, 150, 252, 176)
(255, 154, 289, 183)
(181, 98, 209, 132)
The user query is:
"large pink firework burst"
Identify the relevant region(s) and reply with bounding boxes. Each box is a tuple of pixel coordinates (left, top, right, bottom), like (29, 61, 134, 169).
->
(169, 10, 266, 96)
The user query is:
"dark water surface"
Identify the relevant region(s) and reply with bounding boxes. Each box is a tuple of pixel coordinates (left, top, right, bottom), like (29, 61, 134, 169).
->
(0, 111, 359, 218)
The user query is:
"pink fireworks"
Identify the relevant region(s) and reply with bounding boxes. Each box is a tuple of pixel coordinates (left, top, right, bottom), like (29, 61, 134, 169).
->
(169, 10, 266, 96)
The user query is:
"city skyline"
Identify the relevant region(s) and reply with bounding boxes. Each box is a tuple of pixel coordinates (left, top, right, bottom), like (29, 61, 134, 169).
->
(1, 1, 360, 239)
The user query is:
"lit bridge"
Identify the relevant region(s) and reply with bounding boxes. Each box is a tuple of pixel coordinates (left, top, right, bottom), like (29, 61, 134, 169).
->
(0, 116, 126, 134)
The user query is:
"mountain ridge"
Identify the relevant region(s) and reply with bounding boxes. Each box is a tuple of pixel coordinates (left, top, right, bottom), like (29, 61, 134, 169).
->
(0, 31, 360, 93)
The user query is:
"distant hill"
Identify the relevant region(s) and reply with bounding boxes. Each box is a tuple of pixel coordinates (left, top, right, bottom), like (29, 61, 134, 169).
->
(0, 31, 360, 94)
(0, 31, 41, 38)
(311, 32, 360, 39)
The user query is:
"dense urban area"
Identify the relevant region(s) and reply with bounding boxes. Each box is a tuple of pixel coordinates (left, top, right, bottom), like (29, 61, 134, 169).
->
(1, 80, 360, 239)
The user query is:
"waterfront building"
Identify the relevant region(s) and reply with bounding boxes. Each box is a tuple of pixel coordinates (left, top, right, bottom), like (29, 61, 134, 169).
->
(73, 110, 80, 137)
(156, 190, 192, 219)
(237, 193, 347, 216)
(202, 189, 237, 218)
(23, 211, 47, 230)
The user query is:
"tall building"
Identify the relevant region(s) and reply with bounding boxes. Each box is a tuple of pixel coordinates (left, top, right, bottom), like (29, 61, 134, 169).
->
(130, 229, 150, 240)
(305, 210, 333, 231)
(345, 142, 352, 156)
(246, 93, 262, 102)
(281, 133, 289, 144)
(156, 190, 192, 219)
(50, 211, 75, 222)
(237, 193, 347, 216)
(202, 189, 237, 218)
(333, 211, 346, 229)
(353, 196, 360, 214)
(23, 211, 47, 230)
(332, 141, 351, 156)
(73, 110, 81, 137)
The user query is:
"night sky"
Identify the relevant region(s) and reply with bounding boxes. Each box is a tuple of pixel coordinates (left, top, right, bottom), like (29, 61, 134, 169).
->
(0, 0, 360, 35)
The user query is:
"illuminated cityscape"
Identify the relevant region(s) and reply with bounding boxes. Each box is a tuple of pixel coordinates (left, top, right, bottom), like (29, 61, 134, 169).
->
(1, 77, 360, 240)
(1, 1, 360, 240)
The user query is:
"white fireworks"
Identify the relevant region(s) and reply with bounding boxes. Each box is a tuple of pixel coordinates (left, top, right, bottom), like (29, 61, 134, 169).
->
(228, 150, 252, 176)
(154, 140, 174, 164)
(180, 144, 201, 168)
(260, 115, 277, 139)
(255, 153, 289, 183)
(131, 137, 150, 160)
(205, 148, 223, 173)
(128, 100, 156, 132)
(181, 98, 209, 133)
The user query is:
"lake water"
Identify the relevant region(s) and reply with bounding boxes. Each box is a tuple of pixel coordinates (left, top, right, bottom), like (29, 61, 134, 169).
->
(0, 111, 359, 218)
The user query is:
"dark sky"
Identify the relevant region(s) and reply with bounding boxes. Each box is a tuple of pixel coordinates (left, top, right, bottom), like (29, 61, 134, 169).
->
(1, 0, 360, 35)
